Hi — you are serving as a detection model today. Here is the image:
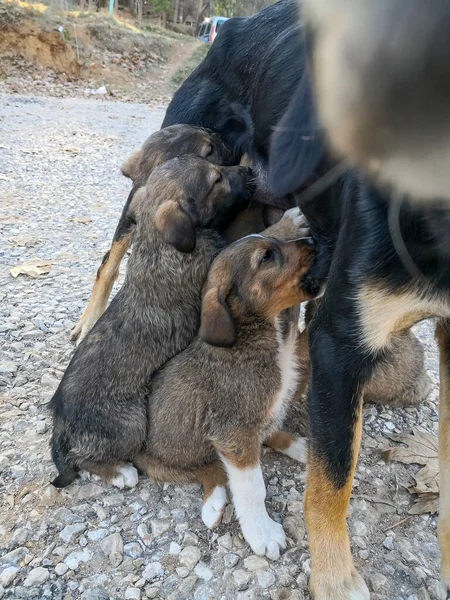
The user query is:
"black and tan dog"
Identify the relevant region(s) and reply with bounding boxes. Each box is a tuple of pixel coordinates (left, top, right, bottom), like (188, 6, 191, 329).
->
(270, 2, 450, 598)
(71, 125, 234, 345)
(51, 155, 252, 489)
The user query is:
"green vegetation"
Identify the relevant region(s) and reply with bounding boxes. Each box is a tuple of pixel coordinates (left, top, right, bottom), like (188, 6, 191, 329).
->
(170, 42, 210, 90)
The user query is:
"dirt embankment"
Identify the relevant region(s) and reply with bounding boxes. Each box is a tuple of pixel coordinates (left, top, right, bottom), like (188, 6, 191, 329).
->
(0, 0, 201, 104)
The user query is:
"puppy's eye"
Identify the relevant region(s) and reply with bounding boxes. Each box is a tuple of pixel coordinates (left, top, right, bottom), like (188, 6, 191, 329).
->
(260, 249, 274, 264)
(215, 173, 223, 184)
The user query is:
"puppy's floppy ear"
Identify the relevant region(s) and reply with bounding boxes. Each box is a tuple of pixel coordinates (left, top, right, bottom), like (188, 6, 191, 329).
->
(200, 287, 236, 348)
(269, 70, 324, 197)
(121, 149, 141, 181)
(155, 200, 196, 253)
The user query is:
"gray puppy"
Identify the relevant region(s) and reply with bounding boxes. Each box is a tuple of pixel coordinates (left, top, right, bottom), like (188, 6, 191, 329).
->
(51, 155, 252, 489)
(135, 225, 318, 560)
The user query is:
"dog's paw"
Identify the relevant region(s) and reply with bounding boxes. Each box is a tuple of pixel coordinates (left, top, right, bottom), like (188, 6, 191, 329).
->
(241, 514, 286, 561)
(71, 315, 97, 345)
(283, 207, 304, 227)
(111, 464, 139, 489)
(284, 436, 307, 463)
(310, 569, 370, 600)
(436, 578, 450, 600)
(202, 486, 227, 529)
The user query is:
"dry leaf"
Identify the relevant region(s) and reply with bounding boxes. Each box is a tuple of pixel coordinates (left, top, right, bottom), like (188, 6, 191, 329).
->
(9, 236, 39, 248)
(383, 429, 439, 514)
(10, 258, 52, 278)
(71, 217, 92, 225)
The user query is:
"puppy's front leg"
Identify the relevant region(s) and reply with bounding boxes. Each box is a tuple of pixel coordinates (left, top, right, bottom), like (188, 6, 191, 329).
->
(215, 434, 286, 560)
(436, 319, 450, 600)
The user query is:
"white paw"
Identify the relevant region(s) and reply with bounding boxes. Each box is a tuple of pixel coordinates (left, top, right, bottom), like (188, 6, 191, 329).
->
(202, 486, 227, 529)
(71, 315, 98, 345)
(436, 578, 450, 600)
(311, 570, 370, 600)
(111, 464, 139, 489)
(283, 207, 305, 228)
(284, 437, 307, 463)
(241, 514, 286, 560)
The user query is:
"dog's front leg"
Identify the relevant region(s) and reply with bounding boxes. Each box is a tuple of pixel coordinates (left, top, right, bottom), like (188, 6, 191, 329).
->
(215, 433, 286, 561)
(436, 319, 450, 600)
(306, 311, 375, 600)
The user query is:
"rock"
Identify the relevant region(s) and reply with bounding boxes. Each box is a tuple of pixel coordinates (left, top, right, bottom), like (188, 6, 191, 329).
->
(100, 533, 123, 557)
(256, 569, 276, 589)
(124, 543, 142, 559)
(244, 556, 269, 571)
(64, 550, 91, 570)
(194, 562, 213, 581)
(55, 563, 69, 576)
(60, 522, 87, 543)
(0, 547, 27, 566)
(0, 456, 10, 470)
(169, 542, 181, 555)
(137, 523, 152, 546)
(217, 533, 233, 551)
(179, 546, 201, 570)
(38, 485, 61, 507)
(23, 566, 49, 587)
(87, 528, 109, 542)
(80, 589, 110, 600)
(124, 587, 140, 600)
(142, 562, 163, 582)
(224, 553, 240, 568)
(233, 569, 251, 591)
(183, 531, 199, 546)
(352, 521, 368, 536)
(383, 536, 394, 551)
(176, 567, 191, 578)
(370, 573, 388, 592)
(237, 589, 259, 600)
(283, 515, 306, 542)
(150, 520, 170, 538)
(36, 421, 48, 434)
(0, 566, 19, 587)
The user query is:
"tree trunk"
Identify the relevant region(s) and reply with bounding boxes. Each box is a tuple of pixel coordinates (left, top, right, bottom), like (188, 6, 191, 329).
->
(173, 0, 180, 23)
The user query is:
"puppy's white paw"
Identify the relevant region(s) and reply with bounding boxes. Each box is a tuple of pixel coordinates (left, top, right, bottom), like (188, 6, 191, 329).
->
(71, 314, 99, 345)
(436, 578, 450, 600)
(202, 486, 227, 529)
(111, 464, 139, 489)
(283, 207, 306, 228)
(311, 570, 370, 600)
(284, 436, 307, 463)
(241, 514, 286, 561)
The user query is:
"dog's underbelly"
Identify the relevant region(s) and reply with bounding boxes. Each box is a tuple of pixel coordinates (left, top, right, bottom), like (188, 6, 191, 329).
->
(358, 282, 450, 353)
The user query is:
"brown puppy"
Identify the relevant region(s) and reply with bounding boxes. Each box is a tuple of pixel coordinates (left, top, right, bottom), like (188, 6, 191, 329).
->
(135, 231, 319, 560)
(50, 155, 252, 489)
(71, 125, 232, 344)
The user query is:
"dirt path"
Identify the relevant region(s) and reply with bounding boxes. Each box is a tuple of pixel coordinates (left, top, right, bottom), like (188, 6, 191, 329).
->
(0, 93, 443, 600)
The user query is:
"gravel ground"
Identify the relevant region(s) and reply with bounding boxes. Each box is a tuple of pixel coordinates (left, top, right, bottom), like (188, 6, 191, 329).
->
(0, 92, 443, 600)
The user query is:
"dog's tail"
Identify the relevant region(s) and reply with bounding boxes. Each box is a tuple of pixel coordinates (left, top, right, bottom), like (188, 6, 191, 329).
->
(50, 428, 79, 488)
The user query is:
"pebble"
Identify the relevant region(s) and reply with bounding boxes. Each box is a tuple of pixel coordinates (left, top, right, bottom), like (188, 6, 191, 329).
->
(0, 566, 19, 587)
(125, 587, 141, 600)
(142, 562, 163, 582)
(256, 569, 276, 588)
(244, 556, 269, 571)
(179, 546, 201, 570)
(370, 573, 388, 592)
(55, 563, 69, 576)
(80, 589, 110, 600)
(23, 566, 49, 587)
(124, 543, 142, 559)
(150, 520, 171, 538)
(233, 569, 251, 590)
(169, 542, 181, 555)
(35, 421, 48, 434)
(100, 532, 123, 556)
(195, 562, 213, 581)
(60, 522, 87, 543)
(383, 536, 394, 551)
(137, 523, 152, 546)
(224, 553, 240, 568)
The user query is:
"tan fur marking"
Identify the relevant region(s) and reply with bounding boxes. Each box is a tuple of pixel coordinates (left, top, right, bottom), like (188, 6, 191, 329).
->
(214, 431, 261, 470)
(306, 401, 363, 595)
(436, 320, 450, 584)
(264, 431, 296, 452)
(358, 283, 449, 352)
(195, 462, 228, 503)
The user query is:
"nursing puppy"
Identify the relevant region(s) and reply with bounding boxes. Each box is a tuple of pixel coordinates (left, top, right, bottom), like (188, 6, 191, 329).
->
(135, 230, 319, 560)
(71, 125, 232, 345)
(51, 155, 252, 489)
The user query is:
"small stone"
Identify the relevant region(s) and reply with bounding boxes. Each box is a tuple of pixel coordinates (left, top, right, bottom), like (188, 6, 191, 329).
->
(217, 533, 233, 550)
(0, 456, 10, 470)
(195, 562, 213, 581)
(64, 550, 91, 570)
(142, 561, 163, 582)
(87, 528, 109, 542)
(137, 523, 151, 546)
(233, 569, 251, 590)
(125, 587, 141, 600)
(55, 563, 69, 576)
(169, 542, 181, 555)
(370, 573, 387, 592)
(60, 522, 86, 543)
(183, 531, 199, 545)
(176, 567, 190, 578)
(0, 566, 19, 587)
(244, 556, 269, 571)
(383, 536, 394, 551)
(39, 485, 61, 507)
(36, 421, 48, 434)
(124, 543, 142, 559)
(179, 546, 201, 570)
(402, 550, 420, 564)
(237, 589, 259, 600)
(100, 533, 123, 556)
(224, 553, 239, 568)
(284, 515, 306, 542)
(23, 566, 49, 587)
(80, 589, 110, 600)
(352, 521, 368, 536)
(256, 569, 276, 589)
(0, 547, 27, 566)
(150, 520, 170, 538)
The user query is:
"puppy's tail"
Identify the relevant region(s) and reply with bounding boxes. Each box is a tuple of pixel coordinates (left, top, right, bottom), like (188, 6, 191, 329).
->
(50, 429, 79, 488)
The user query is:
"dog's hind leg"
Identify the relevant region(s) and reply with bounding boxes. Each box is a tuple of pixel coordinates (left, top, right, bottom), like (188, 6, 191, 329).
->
(196, 461, 228, 530)
(264, 431, 307, 463)
(71, 190, 138, 345)
(436, 319, 450, 600)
